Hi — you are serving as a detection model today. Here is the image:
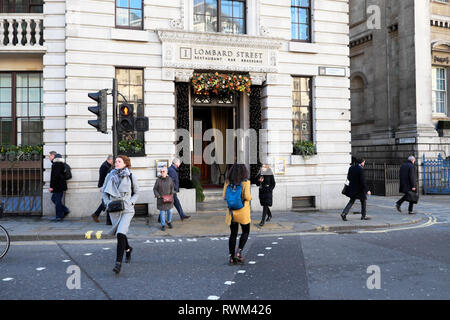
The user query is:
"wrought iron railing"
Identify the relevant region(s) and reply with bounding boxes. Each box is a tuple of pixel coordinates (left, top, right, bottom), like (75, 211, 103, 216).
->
(0, 158, 42, 216)
(423, 154, 450, 194)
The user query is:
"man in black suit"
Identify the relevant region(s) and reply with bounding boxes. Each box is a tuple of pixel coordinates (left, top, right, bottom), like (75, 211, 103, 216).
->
(91, 155, 113, 223)
(341, 158, 372, 221)
(396, 156, 417, 214)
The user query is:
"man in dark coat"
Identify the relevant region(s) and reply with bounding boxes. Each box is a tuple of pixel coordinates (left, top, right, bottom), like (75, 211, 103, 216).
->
(49, 153, 70, 222)
(92, 155, 113, 223)
(168, 158, 190, 221)
(396, 156, 417, 214)
(341, 158, 371, 221)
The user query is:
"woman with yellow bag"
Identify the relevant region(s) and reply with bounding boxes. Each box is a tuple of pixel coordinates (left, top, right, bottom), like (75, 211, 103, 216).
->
(223, 164, 252, 265)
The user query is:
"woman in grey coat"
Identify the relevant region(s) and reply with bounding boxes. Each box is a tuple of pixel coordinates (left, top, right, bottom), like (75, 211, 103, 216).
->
(102, 155, 139, 274)
(153, 166, 175, 231)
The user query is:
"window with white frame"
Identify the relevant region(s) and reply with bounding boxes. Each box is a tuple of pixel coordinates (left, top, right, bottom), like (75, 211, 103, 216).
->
(432, 67, 447, 115)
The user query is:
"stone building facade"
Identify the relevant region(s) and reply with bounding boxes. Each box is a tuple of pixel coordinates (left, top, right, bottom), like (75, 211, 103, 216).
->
(1, 0, 351, 217)
(349, 0, 450, 186)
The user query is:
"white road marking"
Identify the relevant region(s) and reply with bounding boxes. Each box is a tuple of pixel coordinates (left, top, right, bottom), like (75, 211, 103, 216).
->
(237, 270, 246, 274)
(36, 267, 46, 271)
(224, 281, 235, 285)
(2, 278, 14, 282)
(62, 260, 71, 263)
(257, 254, 265, 257)
(207, 296, 220, 300)
(272, 242, 278, 245)
(84, 253, 93, 256)
(358, 217, 438, 234)
(249, 261, 256, 265)
(102, 248, 111, 250)
(265, 247, 272, 250)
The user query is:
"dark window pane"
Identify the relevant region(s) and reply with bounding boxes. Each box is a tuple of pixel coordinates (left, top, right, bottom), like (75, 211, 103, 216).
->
(0, 119, 13, 145)
(15, 0, 26, 12)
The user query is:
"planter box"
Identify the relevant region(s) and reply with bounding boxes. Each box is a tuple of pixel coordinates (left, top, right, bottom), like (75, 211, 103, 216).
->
(290, 155, 319, 166)
(0, 160, 42, 169)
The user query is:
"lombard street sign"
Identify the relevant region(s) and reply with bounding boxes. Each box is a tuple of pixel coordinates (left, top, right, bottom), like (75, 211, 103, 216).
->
(157, 30, 283, 74)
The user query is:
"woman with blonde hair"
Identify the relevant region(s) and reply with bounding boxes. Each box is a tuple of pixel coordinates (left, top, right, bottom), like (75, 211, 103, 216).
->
(102, 155, 139, 274)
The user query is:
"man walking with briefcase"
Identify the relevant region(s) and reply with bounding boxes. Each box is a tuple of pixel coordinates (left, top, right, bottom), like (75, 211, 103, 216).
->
(396, 156, 418, 214)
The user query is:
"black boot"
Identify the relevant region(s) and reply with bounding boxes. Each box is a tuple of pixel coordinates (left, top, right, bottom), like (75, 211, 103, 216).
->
(125, 247, 133, 263)
(113, 262, 122, 274)
(260, 208, 267, 226)
(340, 212, 347, 221)
(266, 208, 272, 222)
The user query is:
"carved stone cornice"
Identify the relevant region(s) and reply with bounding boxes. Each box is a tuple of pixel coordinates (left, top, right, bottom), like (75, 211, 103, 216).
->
(157, 29, 284, 50)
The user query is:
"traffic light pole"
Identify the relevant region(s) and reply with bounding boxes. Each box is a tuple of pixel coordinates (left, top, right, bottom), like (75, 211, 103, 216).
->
(112, 78, 118, 161)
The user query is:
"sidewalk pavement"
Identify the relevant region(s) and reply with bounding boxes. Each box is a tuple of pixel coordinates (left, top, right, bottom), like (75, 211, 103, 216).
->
(1, 195, 447, 242)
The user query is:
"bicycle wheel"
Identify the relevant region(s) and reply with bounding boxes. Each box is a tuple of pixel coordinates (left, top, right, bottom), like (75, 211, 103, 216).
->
(0, 225, 10, 259)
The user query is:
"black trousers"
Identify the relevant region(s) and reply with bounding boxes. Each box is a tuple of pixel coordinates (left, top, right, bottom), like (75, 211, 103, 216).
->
(93, 201, 106, 217)
(342, 198, 367, 216)
(397, 194, 414, 212)
(116, 233, 131, 263)
(261, 206, 272, 221)
(229, 222, 250, 255)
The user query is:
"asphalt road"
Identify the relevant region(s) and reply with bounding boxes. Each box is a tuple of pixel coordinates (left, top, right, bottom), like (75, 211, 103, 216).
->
(0, 222, 449, 301)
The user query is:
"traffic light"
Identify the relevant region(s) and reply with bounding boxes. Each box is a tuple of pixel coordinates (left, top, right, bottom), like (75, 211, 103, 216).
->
(88, 89, 107, 133)
(119, 104, 134, 132)
(134, 117, 149, 132)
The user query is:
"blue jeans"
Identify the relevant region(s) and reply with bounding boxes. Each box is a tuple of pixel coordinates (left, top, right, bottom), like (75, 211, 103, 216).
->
(51, 192, 69, 219)
(173, 193, 187, 219)
(159, 209, 173, 226)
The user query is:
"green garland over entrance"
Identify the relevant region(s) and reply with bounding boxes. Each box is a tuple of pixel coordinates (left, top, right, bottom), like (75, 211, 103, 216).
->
(191, 72, 252, 96)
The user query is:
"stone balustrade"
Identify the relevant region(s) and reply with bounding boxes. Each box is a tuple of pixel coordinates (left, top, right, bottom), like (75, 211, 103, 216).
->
(0, 15, 44, 50)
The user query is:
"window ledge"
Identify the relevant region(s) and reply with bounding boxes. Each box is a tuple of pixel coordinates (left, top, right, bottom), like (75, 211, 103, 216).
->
(289, 41, 319, 54)
(290, 154, 319, 165)
(110, 28, 149, 42)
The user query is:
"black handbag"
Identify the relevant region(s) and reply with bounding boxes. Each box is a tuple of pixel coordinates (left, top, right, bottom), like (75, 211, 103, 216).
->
(342, 180, 350, 196)
(107, 200, 124, 213)
(406, 191, 419, 204)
